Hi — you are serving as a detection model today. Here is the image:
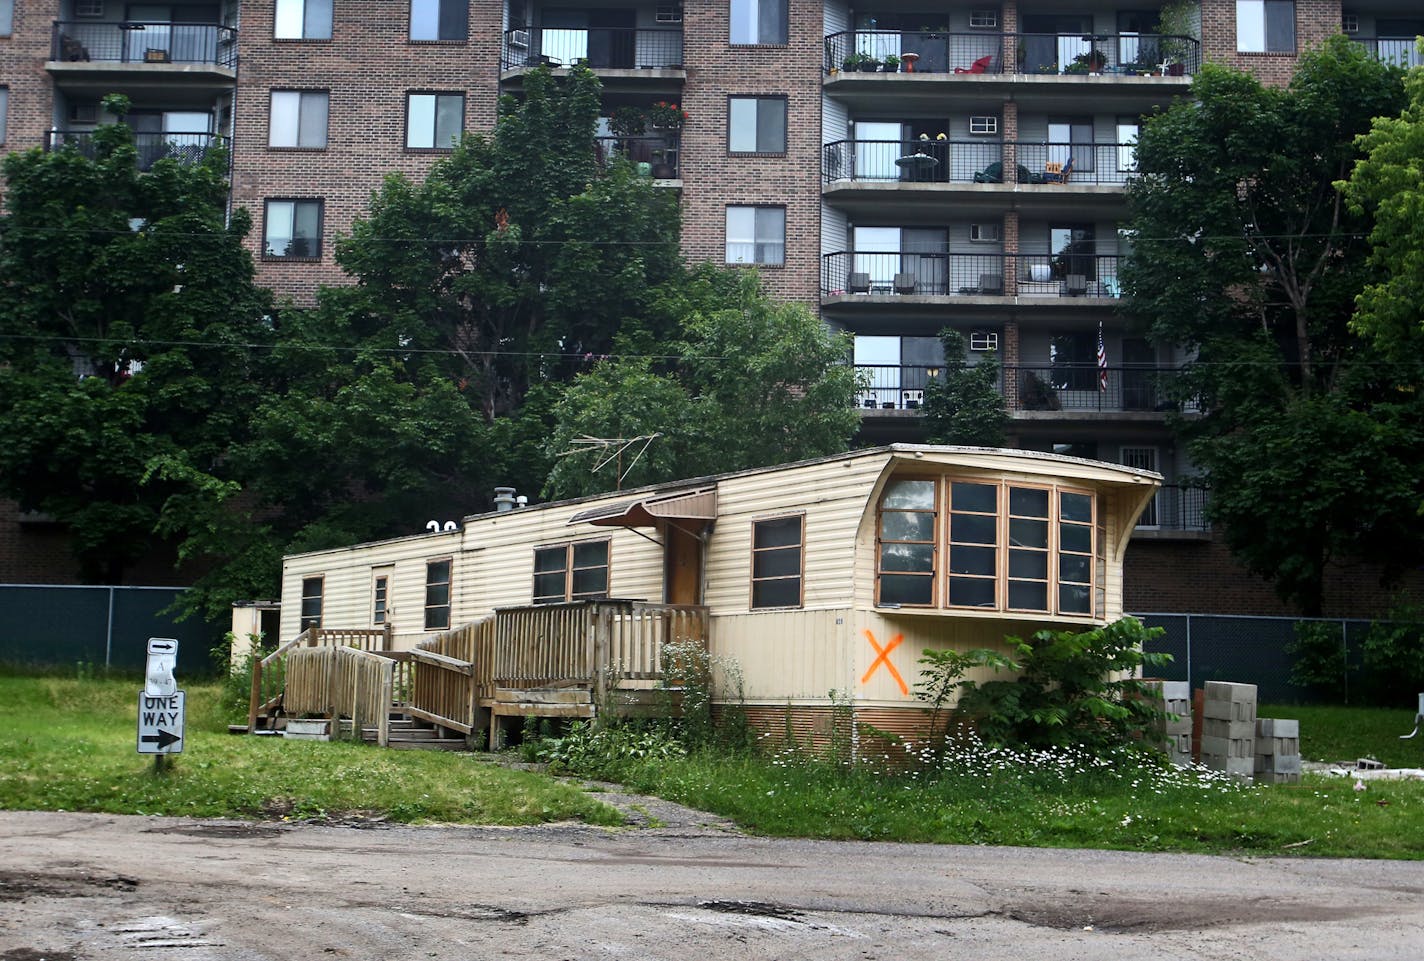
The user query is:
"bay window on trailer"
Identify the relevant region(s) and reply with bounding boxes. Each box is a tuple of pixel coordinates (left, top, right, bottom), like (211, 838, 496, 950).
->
(876, 476, 1103, 617)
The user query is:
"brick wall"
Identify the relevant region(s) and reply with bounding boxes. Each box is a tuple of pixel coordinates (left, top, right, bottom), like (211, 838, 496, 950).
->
(0, 499, 194, 585)
(232, 0, 503, 303)
(0, 1, 59, 174)
(1124, 536, 1423, 618)
(677, 0, 823, 304)
(1199, 0, 1343, 87)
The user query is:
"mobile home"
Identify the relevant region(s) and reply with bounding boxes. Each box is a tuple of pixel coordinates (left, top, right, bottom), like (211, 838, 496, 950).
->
(278, 445, 1159, 746)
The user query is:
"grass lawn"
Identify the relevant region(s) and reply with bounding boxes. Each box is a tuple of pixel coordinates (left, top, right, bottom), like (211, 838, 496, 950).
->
(555, 735, 1424, 859)
(4, 673, 1422, 858)
(0, 675, 622, 827)
(1261, 703, 1424, 768)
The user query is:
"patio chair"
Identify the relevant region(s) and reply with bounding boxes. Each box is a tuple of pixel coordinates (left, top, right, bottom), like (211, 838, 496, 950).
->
(1065, 273, 1088, 296)
(893, 272, 917, 295)
(848, 272, 871, 294)
(1043, 155, 1074, 184)
(954, 55, 993, 74)
(979, 273, 1004, 295)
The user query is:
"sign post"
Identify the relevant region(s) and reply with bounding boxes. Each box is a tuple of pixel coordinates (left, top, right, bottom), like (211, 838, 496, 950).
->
(138, 638, 184, 771)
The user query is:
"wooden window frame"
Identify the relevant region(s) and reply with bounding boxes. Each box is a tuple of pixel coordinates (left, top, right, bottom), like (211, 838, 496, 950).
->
(533, 539, 610, 604)
(876, 477, 938, 608)
(424, 558, 452, 630)
(372, 568, 392, 627)
(299, 575, 323, 630)
(750, 513, 804, 610)
(875, 476, 1098, 617)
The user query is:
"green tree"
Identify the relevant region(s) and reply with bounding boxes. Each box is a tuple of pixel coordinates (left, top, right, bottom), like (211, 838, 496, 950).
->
(0, 99, 274, 582)
(920, 329, 1008, 446)
(326, 64, 682, 422)
(1341, 49, 1424, 362)
(1122, 39, 1423, 614)
(543, 269, 862, 499)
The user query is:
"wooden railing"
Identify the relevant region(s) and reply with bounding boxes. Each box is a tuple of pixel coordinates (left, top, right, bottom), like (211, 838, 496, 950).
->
(283, 646, 395, 746)
(246, 624, 394, 732)
(405, 616, 496, 735)
(490, 600, 709, 704)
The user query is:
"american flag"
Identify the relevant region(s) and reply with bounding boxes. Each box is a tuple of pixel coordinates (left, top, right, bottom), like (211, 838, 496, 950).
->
(1097, 320, 1108, 393)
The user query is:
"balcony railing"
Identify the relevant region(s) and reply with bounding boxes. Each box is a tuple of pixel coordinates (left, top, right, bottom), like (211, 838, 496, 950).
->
(595, 134, 680, 177)
(51, 20, 237, 68)
(1139, 484, 1209, 532)
(501, 26, 682, 70)
(853, 363, 1178, 414)
(45, 129, 225, 171)
(824, 30, 1200, 77)
(823, 139, 1139, 186)
(823, 251, 1122, 298)
(1351, 37, 1424, 69)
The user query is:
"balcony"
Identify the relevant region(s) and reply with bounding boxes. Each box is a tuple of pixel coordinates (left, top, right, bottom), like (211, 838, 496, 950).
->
(595, 133, 680, 179)
(48, 20, 237, 93)
(823, 139, 1138, 187)
(1137, 484, 1209, 533)
(501, 26, 683, 72)
(822, 251, 1122, 300)
(1352, 36, 1424, 69)
(44, 129, 226, 171)
(853, 362, 1177, 414)
(823, 31, 1200, 78)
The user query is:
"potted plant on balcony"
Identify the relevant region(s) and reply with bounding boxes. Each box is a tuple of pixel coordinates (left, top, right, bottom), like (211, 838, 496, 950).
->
(609, 105, 647, 138)
(650, 149, 674, 179)
(882, 53, 901, 72)
(648, 101, 688, 130)
(1156, 0, 1195, 76)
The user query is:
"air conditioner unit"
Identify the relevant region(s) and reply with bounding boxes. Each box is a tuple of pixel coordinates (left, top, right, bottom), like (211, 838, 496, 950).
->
(656, 3, 684, 23)
(969, 223, 1001, 243)
(510, 29, 530, 47)
(75, 0, 105, 17)
(69, 103, 100, 124)
(969, 331, 999, 351)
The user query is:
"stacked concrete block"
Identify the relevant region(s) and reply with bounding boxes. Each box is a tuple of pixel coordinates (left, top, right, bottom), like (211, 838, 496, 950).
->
(1255, 717, 1302, 784)
(1201, 681, 1258, 781)
(1142, 680, 1194, 766)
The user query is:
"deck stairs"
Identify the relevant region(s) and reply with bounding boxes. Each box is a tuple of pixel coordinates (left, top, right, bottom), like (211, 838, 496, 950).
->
(358, 714, 468, 751)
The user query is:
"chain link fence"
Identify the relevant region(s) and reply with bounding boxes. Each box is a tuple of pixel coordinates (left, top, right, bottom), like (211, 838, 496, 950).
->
(0, 584, 223, 677)
(1136, 612, 1394, 705)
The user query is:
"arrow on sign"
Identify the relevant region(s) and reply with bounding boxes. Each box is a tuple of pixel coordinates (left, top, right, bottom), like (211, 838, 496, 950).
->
(141, 730, 182, 750)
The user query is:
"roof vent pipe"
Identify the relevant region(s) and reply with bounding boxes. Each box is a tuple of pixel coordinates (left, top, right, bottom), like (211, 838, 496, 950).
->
(493, 487, 517, 512)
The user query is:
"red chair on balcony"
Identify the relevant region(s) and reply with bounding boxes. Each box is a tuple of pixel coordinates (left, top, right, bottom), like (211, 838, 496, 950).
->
(954, 55, 993, 74)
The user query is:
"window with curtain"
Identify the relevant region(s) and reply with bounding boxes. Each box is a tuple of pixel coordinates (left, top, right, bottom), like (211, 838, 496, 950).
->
(533, 541, 609, 604)
(406, 92, 463, 149)
(274, 0, 332, 39)
(269, 90, 328, 148)
(1236, 0, 1294, 52)
(729, 0, 786, 45)
(264, 199, 323, 258)
(725, 206, 785, 265)
(411, 0, 468, 41)
(728, 96, 787, 154)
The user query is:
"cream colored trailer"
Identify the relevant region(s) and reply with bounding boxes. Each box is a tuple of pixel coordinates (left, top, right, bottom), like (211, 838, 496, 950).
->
(280, 445, 1159, 728)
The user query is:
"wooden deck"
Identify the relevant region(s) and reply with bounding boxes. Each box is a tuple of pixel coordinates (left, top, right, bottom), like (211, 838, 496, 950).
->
(248, 601, 709, 749)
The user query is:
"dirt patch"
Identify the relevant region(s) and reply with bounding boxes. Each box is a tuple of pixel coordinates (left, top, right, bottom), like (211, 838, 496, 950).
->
(0, 871, 138, 902)
(2, 950, 80, 961)
(394, 902, 532, 924)
(1002, 893, 1381, 933)
(145, 822, 287, 839)
(700, 901, 805, 923)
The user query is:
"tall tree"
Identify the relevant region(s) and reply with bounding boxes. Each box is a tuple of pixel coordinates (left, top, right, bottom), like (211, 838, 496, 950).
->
(1342, 51, 1424, 363)
(0, 97, 274, 583)
(921, 329, 1008, 447)
(542, 268, 862, 499)
(1122, 39, 1422, 614)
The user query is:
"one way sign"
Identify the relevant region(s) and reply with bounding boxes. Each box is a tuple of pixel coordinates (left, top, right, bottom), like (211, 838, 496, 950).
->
(137, 691, 185, 755)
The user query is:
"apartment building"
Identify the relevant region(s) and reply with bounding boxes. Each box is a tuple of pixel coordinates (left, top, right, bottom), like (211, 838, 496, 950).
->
(2, 0, 1420, 613)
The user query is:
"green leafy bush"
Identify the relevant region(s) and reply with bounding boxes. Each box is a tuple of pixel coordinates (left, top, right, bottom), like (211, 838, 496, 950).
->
(1286, 620, 1347, 700)
(942, 617, 1170, 752)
